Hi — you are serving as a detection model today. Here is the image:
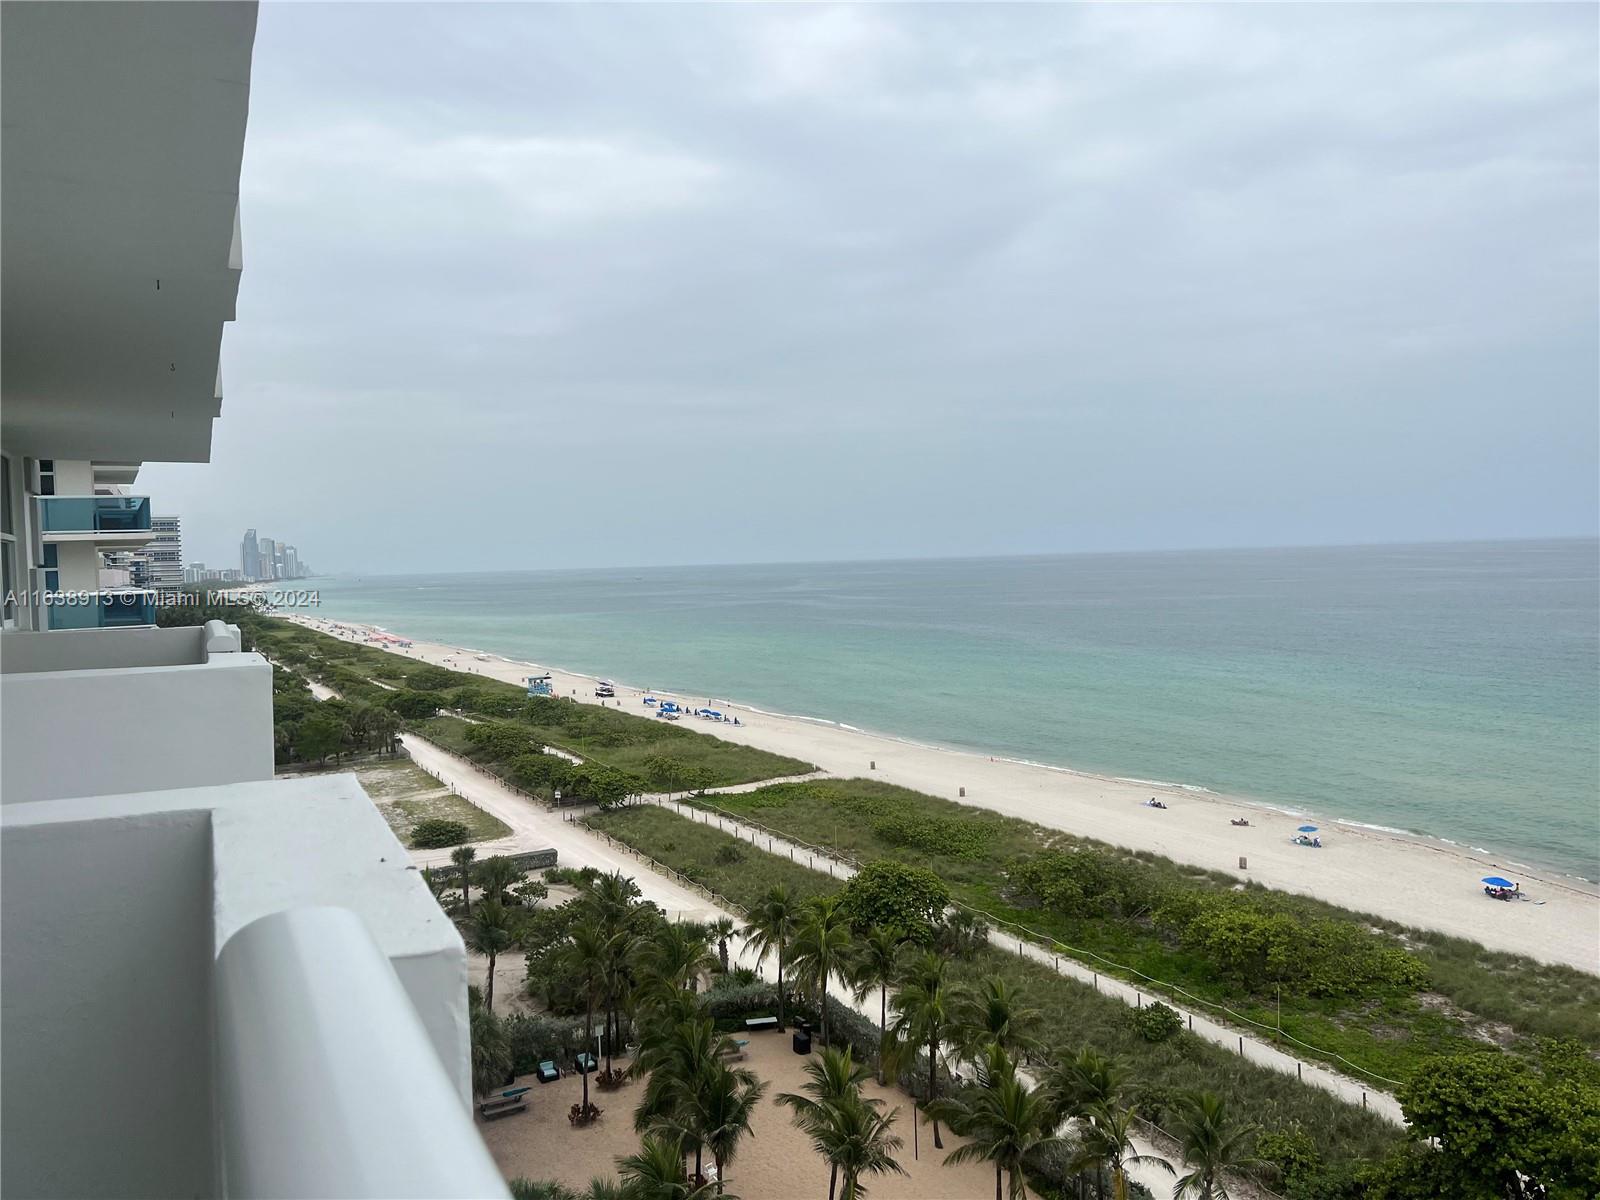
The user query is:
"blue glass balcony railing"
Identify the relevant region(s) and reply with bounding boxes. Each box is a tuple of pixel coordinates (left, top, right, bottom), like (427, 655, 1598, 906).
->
(46, 591, 158, 630)
(37, 495, 152, 534)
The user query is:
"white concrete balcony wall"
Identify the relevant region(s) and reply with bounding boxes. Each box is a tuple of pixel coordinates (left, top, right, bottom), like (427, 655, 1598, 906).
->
(1, 774, 499, 1200)
(0, 621, 274, 803)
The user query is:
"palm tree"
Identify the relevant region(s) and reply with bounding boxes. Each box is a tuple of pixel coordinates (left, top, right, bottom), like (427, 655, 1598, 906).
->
(450, 844, 477, 914)
(709, 916, 737, 975)
(585, 869, 641, 929)
(742, 885, 801, 1032)
(1069, 1103, 1172, 1200)
(777, 1046, 879, 1200)
(466, 898, 519, 1013)
(562, 918, 611, 1113)
(469, 987, 511, 1099)
(1171, 1091, 1260, 1200)
(687, 1060, 768, 1195)
(847, 928, 901, 1084)
(617, 1133, 724, 1200)
(927, 1045, 1063, 1200)
(475, 855, 523, 905)
(640, 921, 717, 995)
(804, 1092, 907, 1200)
(370, 706, 401, 754)
(1040, 1047, 1128, 1131)
(882, 950, 953, 1149)
(789, 896, 853, 1047)
(634, 1016, 750, 1180)
(953, 975, 1042, 1063)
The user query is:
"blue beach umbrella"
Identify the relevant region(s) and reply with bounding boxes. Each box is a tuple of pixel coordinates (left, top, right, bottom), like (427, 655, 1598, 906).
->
(1481, 876, 1516, 888)
(1297, 825, 1319, 833)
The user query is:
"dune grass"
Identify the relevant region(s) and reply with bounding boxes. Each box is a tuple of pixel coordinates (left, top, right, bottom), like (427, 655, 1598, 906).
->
(682, 778, 1600, 1081)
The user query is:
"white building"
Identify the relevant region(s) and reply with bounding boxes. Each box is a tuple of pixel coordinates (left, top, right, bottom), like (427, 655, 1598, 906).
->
(0, 5, 506, 1197)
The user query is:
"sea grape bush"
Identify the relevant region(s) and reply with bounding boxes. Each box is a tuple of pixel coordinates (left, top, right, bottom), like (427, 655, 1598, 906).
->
(836, 860, 951, 943)
(410, 818, 469, 849)
(870, 812, 995, 859)
(1004, 848, 1159, 919)
(1156, 892, 1429, 999)
(1132, 1000, 1184, 1043)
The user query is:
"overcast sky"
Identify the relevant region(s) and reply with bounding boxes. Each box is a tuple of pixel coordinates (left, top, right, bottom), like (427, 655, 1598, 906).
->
(148, 2, 1599, 575)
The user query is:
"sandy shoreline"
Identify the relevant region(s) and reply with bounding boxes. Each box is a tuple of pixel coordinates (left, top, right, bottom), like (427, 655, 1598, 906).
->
(285, 613, 1600, 974)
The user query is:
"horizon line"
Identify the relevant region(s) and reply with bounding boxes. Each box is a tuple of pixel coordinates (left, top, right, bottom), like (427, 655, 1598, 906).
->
(308, 531, 1599, 582)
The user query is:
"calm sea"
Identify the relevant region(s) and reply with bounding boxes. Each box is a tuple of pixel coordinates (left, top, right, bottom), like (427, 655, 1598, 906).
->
(308, 540, 1599, 880)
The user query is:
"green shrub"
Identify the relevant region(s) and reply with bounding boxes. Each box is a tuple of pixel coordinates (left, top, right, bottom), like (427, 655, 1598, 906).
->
(1132, 1000, 1183, 1043)
(410, 818, 470, 849)
(502, 1011, 594, 1074)
(386, 690, 441, 719)
(870, 813, 995, 859)
(406, 666, 459, 691)
(837, 860, 950, 943)
(713, 842, 744, 866)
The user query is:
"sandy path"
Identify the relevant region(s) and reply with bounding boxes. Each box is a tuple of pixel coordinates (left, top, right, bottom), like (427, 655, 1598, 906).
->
(290, 615, 1598, 975)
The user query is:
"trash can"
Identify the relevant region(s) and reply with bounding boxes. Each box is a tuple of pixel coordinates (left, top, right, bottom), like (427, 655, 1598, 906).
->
(792, 1029, 812, 1055)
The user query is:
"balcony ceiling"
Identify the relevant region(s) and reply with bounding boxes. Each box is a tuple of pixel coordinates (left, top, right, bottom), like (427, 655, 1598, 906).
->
(1, 2, 257, 463)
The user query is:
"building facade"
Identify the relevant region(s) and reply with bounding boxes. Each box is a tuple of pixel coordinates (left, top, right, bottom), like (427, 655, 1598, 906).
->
(0, 6, 502, 1197)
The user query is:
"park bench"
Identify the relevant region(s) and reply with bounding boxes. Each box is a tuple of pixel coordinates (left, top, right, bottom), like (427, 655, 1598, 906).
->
(745, 1016, 778, 1033)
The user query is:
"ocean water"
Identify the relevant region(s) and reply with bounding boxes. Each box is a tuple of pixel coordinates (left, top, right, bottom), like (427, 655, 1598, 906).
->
(307, 540, 1599, 880)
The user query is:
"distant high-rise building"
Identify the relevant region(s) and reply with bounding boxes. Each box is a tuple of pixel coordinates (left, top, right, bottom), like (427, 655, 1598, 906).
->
(132, 514, 183, 588)
(241, 528, 259, 579)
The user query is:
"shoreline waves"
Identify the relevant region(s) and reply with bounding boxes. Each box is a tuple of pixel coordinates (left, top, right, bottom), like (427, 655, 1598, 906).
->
(285, 612, 1600, 975)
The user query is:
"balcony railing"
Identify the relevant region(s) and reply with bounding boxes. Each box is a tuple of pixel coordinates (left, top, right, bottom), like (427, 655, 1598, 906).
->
(36, 494, 151, 534)
(46, 589, 157, 630)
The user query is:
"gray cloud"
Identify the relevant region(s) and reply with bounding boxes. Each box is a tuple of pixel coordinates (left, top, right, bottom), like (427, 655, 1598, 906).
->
(148, 2, 1599, 573)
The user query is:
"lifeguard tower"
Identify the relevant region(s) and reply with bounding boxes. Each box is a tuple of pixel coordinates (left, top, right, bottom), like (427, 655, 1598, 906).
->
(526, 674, 553, 697)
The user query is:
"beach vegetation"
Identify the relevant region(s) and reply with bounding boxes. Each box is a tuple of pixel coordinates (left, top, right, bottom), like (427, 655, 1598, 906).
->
(385, 689, 441, 719)
(410, 817, 469, 849)
(1131, 1000, 1184, 1044)
(238, 614, 813, 788)
(835, 860, 949, 944)
(581, 800, 1408, 1189)
(682, 777, 1598, 1081)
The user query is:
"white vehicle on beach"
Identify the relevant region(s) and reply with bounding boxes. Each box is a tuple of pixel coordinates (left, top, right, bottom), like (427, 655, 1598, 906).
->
(596, 680, 616, 698)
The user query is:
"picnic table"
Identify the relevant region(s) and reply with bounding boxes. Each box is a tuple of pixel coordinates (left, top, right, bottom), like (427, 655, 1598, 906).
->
(478, 1094, 527, 1120)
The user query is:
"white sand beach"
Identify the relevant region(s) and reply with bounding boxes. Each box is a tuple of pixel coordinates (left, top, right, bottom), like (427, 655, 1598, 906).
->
(288, 614, 1600, 975)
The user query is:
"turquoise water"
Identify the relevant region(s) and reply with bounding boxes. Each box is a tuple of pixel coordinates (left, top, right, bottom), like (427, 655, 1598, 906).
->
(308, 540, 1599, 880)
